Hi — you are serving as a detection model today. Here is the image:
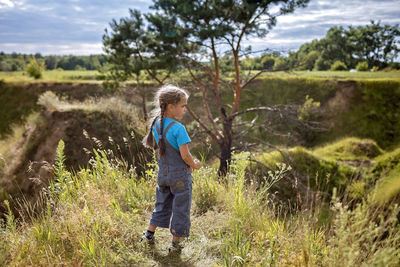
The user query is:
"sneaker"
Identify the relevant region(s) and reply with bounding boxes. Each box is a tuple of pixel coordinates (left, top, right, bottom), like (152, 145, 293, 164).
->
(140, 232, 155, 245)
(168, 241, 183, 254)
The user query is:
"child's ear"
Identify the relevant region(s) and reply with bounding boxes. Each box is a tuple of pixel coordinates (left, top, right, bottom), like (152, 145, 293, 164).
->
(167, 103, 174, 110)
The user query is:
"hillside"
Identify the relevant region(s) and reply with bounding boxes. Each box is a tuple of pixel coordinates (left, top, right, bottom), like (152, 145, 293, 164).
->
(0, 93, 151, 214)
(239, 77, 400, 149)
(1, 76, 400, 265)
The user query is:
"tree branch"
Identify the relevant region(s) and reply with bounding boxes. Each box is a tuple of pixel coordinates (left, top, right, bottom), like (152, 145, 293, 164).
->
(230, 105, 279, 118)
(160, 69, 172, 84)
(180, 54, 214, 80)
(201, 86, 224, 140)
(243, 135, 291, 167)
(211, 37, 227, 121)
(186, 106, 221, 144)
(185, 63, 207, 88)
(135, 41, 164, 85)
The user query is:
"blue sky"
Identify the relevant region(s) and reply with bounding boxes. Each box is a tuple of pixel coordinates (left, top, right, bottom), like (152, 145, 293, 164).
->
(0, 0, 399, 55)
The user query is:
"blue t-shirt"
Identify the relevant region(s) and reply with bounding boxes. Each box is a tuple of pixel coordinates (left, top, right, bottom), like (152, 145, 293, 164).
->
(152, 118, 191, 151)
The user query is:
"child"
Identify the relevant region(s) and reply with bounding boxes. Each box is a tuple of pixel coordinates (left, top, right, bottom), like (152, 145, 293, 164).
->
(141, 84, 201, 253)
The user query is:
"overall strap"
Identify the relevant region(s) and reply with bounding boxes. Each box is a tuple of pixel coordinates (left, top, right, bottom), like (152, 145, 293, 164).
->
(155, 119, 177, 146)
(163, 121, 176, 139)
(155, 119, 161, 136)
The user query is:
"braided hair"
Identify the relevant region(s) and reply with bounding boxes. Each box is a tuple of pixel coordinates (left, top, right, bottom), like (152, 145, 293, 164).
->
(142, 85, 189, 157)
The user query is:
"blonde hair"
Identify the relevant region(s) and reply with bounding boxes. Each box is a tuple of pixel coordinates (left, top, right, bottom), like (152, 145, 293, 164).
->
(142, 84, 189, 156)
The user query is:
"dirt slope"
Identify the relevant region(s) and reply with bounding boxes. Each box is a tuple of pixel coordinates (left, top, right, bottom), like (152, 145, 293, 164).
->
(0, 108, 151, 214)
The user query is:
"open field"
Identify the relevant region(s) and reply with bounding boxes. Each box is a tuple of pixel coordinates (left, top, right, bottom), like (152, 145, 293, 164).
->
(0, 70, 102, 83)
(259, 70, 400, 80)
(1, 69, 400, 83)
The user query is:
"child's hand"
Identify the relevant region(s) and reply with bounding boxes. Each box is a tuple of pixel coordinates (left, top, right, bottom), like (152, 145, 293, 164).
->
(191, 159, 201, 172)
(194, 159, 201, 169)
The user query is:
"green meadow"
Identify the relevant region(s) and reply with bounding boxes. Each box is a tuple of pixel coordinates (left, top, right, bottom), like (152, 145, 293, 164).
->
(1, 69, 400, 83)
(0, 70, 101, 83)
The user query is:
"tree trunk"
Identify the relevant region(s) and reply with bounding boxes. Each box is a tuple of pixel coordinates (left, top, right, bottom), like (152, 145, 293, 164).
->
(218, 117, 233, 176)
(136, 75, 148, 121)
(141, 89, 148, 121)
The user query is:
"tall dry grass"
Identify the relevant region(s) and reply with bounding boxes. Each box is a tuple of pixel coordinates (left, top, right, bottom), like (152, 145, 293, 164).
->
(0, 142, 399, 266)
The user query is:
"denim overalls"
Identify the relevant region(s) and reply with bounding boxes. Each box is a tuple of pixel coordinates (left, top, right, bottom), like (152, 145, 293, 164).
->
(149, 120, 192, 237)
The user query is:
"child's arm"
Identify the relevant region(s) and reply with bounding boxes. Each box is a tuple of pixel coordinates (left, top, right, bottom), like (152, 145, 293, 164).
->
(179, 144, 201, 170)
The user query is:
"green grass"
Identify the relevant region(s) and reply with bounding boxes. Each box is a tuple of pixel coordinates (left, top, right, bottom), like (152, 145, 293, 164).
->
(367, 146, 400, 204)
(1, 70, 400, 84)
(0, 146, 400, 266)
(1, 142, 400, 266)
(0, 70, 102, 83)
(259, 70, 400, 80)
(250, 146, 356, 204)
(313, 137, 384, 162)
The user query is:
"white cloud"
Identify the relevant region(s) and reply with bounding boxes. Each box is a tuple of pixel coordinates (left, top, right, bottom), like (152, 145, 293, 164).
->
(1, 0, 400, 55)
(0, 42, 104, 55)
(0, 0, 24, 8)
(263, 0, 400, 51)
(0, 0, 14, 8)
(73, 5, 82, 12)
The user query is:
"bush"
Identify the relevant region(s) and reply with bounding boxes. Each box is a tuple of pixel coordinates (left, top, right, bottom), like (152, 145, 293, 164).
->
(300, 50, 319, 70)
(74, 65, 86, 71)
(261, 56, 275, 70)
(26, 57, 45, 79)
(356, 61, 369, 71)
(273, 57, 289, 71)
(371, 66, 379, 72)
(314, 56, 330, 70)
(298, 95, 321, 120)
(330, 61, 347, 71)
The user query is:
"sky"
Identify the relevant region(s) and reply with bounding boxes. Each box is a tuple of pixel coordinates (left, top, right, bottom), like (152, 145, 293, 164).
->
(0, 0, 399, 55)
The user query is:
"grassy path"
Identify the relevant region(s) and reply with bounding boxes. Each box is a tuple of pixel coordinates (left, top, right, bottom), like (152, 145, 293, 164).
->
(138, 210, 225, 266)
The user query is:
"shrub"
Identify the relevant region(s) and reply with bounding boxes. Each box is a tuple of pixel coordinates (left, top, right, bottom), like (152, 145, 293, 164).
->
(371, 66, 379, 72)
(26, 57, 45, 79)
(273, 57, 289, 71)
(300, 50, 319, 71)
(314, 56, 330, 70)
(298, 95, 321, 121)
(74, 65, 86, 71)
(356, 61, 369, 71)
(330, 61, 347, 71)
(261, 56, 275, 70)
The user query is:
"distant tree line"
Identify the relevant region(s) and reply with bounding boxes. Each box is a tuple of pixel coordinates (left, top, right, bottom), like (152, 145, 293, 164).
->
(2, 21, 399, 73)
(0, 52, 106, 71)
(241, 21, 400, 71)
